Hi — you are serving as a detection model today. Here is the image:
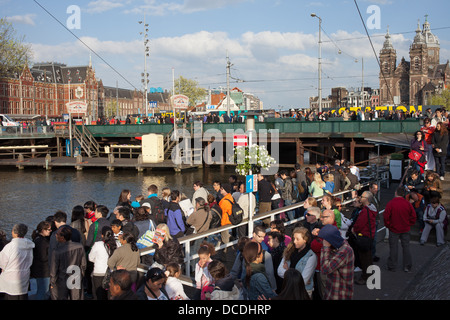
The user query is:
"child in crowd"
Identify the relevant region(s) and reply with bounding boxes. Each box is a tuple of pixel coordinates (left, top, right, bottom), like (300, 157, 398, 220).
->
(111, 219, 123, 247)
(164, 262, 190, 300)
(195, 242, 215, 300)
(206, 260, 240, 300)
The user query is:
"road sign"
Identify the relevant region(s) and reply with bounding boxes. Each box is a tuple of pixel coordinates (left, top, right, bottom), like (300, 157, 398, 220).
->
(233, 134, 248, 147)
(246, 174, 258, 193)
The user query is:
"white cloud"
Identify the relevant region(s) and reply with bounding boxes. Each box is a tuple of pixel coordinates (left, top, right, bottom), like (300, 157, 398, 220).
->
(124, 0, 251, 15)
(86, 0, 126, 14)
(6, 14, 36, 26)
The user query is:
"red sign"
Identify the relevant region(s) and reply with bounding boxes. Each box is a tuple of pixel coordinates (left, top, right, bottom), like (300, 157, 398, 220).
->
(233, 134, 248, 147)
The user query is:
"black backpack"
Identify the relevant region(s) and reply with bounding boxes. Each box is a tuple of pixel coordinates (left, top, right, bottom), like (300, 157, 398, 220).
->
(225, 199, 244, 225)
(141, 197, 166, 224)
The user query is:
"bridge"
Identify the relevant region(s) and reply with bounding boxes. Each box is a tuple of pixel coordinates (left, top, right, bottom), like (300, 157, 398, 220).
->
(0, 118, 420, 170)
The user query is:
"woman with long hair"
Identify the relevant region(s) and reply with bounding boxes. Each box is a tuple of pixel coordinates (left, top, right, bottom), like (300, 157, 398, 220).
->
(117, 189, 132, 210)
(272, 268, 311, 300)
(89, 226, 118, 300)
(431, 122, 449, 181)
(308, 172, 325, 198)
(420, 117, 436, 171)
(410, 130, 429, 174)
(107, 231, 140, 289)
(277, 227, 317, 298)
(242, 241, 277, 300)
(30, 221, 52, 300)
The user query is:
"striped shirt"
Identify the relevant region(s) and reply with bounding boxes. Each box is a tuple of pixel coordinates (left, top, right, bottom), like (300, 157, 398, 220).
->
(320, 240, 354, 300)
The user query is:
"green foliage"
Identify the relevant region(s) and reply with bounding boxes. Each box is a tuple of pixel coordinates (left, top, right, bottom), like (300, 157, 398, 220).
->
(173, 76, 206, 107)
(0, 18, 33, 78)
(430, 89, 450, 111)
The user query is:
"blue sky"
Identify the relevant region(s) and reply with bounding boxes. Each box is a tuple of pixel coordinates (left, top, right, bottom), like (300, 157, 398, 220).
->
(2, 0, 450, 109)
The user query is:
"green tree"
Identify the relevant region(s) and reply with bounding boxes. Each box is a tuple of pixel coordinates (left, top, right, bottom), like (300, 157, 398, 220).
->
(0, 18, 33, 77)
(430, 88, 450, 111)
(173, 76, 206, 107)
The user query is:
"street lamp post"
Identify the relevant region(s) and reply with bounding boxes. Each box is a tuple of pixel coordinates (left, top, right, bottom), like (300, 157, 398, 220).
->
(311, 13, 322, 113)
(139, 15, 150, 117)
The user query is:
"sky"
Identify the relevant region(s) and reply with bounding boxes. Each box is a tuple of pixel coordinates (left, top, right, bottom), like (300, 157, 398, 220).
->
(2, 0, 450, 110)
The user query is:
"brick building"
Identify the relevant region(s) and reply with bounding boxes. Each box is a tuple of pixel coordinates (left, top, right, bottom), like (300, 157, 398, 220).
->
(379, 17, 450, 106)
(0, 61, 170, 120)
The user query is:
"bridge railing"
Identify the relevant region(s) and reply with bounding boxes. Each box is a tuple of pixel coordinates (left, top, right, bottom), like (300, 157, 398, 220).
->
(138, 169, 389, 285)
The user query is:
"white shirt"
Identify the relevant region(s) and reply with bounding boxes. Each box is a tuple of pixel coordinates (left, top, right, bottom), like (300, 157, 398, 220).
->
(0, 237, 35, 295)
(88, 241, 109, 275)
(165, 276, 190, 300)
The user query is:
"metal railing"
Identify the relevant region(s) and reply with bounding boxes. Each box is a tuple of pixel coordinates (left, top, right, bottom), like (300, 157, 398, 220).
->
(138, 169, 390, 285)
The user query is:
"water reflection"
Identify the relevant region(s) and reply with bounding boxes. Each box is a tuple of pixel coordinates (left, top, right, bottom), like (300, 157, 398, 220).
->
(0, 166, 236, 237)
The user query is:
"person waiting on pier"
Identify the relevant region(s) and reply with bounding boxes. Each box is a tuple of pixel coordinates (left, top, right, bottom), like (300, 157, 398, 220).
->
(308, 172, 325, 198)
(0, 224, 35, 300)
(406, 189, 426, 232)
(152, 223, 184, 270)
(192, 181, 209, 207)
(108, 270, 138, 300)
(420, 196, 447, 247)
(115, 207, 139, 240)
(404, 169, 424, 193)
(107, 232, 140, 290)
(194, 242, 215, 300)
(30, 221, 52, 300)
(86, 205, 111, 250)
(277, 227, 317, 298)
(165, 190, 186, 239)
(218, 183, 234, 249)
(242, 241, 277, 300)
(50, 226, 86, 300)
(317, 224, 354, 300)
(84, 201, 97, 224)
(279, 170, 296, 220)
(422, 171, 443, 204)
(383, 187, 416, 272)
(431, 122, 448, 181)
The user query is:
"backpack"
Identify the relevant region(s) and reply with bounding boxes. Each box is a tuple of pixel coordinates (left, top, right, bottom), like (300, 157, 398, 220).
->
(225, 199, 244, 225)
(144, 197, 166, 224)
(209, 204, 223, 229)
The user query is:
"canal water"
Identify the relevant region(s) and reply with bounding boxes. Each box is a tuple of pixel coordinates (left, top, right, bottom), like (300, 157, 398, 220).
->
(0, 166, 237, 238)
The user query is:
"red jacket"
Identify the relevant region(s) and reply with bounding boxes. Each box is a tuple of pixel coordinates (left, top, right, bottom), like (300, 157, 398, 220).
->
(383, 197, 417, 234)
(352, 205, 377, 238)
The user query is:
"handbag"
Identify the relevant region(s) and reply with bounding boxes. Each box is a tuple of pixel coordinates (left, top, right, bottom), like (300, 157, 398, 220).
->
(408, 141, 424, 162)
(137, 220, 156, 249)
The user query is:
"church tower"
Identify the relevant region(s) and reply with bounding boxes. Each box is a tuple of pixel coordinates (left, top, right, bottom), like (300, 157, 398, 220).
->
(379, 27, 397, 105)
(409, 19, 428, 105)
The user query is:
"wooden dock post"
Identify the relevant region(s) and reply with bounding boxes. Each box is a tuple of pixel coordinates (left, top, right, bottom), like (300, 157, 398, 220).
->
(107, 153, 115, 171)
(44, 154, 52, 170)
(16, 153, 24, 170)
(75, 154, 83, 171)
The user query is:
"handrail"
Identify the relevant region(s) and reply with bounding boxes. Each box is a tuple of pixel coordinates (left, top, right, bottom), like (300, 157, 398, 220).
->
(138, 170, 389, 283)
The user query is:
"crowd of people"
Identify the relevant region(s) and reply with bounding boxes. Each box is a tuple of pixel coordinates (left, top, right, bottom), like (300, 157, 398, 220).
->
(0, 149, 440, 302)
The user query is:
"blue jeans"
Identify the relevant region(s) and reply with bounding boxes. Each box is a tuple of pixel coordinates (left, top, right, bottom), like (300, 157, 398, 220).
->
(34, 277, 50, 300)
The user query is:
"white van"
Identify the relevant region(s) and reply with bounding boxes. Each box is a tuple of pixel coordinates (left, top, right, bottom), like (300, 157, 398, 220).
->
(0, 114, 20, 133)
(0, 114, 20, 127)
